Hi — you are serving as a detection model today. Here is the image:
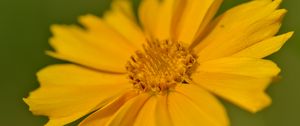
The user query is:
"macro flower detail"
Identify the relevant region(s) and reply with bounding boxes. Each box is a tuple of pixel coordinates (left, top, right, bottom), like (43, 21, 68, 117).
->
(127, 40, 197, 94)
(24, 0, 293, 126)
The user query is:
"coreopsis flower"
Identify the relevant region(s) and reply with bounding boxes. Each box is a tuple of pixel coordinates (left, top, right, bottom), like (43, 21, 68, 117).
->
(24, 0, 293, 125)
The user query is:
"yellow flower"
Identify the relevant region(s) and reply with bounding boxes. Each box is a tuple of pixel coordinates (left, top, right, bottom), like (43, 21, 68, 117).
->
(24, 0, 293, 126)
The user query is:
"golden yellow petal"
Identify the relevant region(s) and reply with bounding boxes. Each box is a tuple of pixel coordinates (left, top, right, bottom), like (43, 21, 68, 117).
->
(106, 93, 150, 126)
(155, 94, 173, 126)
(79, 91, 138, 126)
(192, 57, 280, 112)
(190, 0, 224, 47)
(192, 72, 272, 113)
(153, 0, 176, 40)
(174, 0, 223, 46)
(108, 0, 135, 20)
(133, 96, 157, 126)
(103, 0, 146, 49)
(138, 0, 175, 40)
(168, 88, 229, 126)
(133, 94, 174, 126)
(194, 0, 285, 62)
(138, 0, 159, 38)
(49, 24, 135, 73)
(24, 64, 131, 126)
(197, 57, 280, 78)
(175, 84, 229, 126)
(233, 32, 294, 58)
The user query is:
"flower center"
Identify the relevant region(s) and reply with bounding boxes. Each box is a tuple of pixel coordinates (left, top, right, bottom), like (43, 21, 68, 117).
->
(126, 40, 197, 94)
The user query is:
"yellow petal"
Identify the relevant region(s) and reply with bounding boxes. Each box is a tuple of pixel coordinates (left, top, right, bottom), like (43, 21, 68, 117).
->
(174, 0, 223, 46)
(133, 94, 174, 126)
(106, 93, 150, 126)
(24, 64, 131, 126)
(233, 32, 294, 58)
(176, 84, 229, 126)
(196, 57, 280, 77)
(192, 72, 272, 113)
(192, 57, 280, 112)
(194, 0, 284, 62)
(79, 91, 138, 126)
(138, 0, 159, 38)
(49, 24, 135, 73)
(108, 0, 135, 20)
(133, 96, 157, 126)
(197, 57, 280, 78)
(155, 94, 173, 126)
(190, 0, 224, 47)
(154, 0, 176, 40)
(168, 87, 229, 126)
(138, 0, 175, 40)
(103, 0, 146, 49)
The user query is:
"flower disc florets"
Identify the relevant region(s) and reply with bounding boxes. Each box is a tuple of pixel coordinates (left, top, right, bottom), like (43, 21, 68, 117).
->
(126, 40, 197, 94)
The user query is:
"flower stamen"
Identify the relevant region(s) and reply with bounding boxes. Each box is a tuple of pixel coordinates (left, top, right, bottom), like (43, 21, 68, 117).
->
(126, 40, 197, 94)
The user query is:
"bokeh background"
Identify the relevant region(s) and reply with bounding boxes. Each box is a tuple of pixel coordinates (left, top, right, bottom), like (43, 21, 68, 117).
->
(0, 0, 299, 126)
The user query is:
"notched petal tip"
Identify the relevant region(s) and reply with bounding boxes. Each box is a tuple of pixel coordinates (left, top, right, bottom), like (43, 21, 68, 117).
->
(23, 92, 43, 116)
(44, 48, 58, 57)
(247, 93, 272, 113)
(254, 93, 273, 113)
(270, 61, 281, 76)
(267, 9, 287, 24)
(78, 14, 100, 26)
(273, 0, 282, 4)
(285, 31, 295, 39)
(50, 24, 69, 34)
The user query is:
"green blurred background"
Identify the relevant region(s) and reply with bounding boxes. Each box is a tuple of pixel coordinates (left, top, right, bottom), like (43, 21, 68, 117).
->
(0, 0, 299, 126)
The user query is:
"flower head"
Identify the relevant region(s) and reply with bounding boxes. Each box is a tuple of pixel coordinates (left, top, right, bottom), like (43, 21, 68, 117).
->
(24, 0, 293, 125)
